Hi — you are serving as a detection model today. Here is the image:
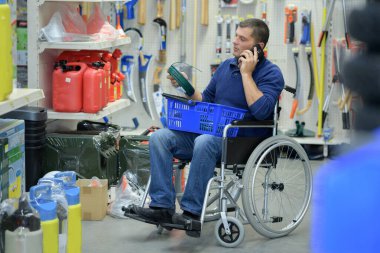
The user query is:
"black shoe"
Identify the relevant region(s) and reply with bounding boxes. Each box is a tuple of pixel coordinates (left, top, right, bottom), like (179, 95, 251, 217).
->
(172, 211, 201, 238)
(127, 204, 174, 223)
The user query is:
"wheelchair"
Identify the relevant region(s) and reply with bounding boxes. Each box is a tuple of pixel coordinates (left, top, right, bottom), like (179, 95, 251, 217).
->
(125, 102, 313, 248)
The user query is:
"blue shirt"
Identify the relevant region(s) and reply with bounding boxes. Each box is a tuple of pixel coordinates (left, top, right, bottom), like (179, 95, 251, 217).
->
(312, 128, 380, 253)
(202, 57, 284, 136)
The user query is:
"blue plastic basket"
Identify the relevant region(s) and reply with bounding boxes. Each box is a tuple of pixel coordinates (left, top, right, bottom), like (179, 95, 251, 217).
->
(166, 96, 247, 137)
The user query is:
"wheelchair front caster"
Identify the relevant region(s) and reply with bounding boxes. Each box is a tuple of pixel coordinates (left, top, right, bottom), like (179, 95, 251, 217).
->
(214, 216, 245, 248)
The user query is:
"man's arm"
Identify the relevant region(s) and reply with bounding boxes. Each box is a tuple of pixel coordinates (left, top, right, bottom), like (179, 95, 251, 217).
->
(187, 90, 203, 101)
(239, 48, 263, 106)
(241, 73, 264, 106)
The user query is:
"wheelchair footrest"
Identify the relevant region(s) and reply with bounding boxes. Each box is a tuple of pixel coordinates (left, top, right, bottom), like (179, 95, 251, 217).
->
(123, 210, 201, 232)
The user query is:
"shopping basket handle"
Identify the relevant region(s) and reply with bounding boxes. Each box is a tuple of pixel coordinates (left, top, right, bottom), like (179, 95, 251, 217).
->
(162, 93, 196, 106)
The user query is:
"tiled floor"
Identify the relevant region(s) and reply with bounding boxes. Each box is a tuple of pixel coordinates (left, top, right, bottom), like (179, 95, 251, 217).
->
(83, 160, 327, 253)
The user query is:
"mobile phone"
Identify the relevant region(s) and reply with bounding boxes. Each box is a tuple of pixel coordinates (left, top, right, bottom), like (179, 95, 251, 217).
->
(252, 44, 264, 61)
(239, 44, 264, 62)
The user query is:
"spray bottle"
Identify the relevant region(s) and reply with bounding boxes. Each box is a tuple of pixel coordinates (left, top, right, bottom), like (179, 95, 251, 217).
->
(55, 171, 82, 253)
(0, 0, 13, 101)
(29, 184, 59, 253)
(2, 195, 43, 253)
(38, 178, 68, 253)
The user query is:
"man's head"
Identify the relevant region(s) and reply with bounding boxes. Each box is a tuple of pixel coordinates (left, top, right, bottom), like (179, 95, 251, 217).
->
(233, 18, 269, 58)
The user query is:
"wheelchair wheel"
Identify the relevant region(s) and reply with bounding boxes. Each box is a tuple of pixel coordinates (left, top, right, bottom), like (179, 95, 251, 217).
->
(214, 216, 245, 248)
(241, 135, 312, 238)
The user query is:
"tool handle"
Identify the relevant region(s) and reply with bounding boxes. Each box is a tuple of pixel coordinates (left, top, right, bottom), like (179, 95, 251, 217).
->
(342, 112, 350, 130)
(153, 66, 163, 84)
(126, 0, 137, 19)
(157, 0, 164, 18)
(321, 111, 328, 128)
(345, 33, 351, 49)
(289, 21, 295, 43)
(137, 0, 146, 25)
(201, 0, 209, 26)
(289, 99, 298, 119)
(176, 0, 181, 28)
(170, 0, 176, 30)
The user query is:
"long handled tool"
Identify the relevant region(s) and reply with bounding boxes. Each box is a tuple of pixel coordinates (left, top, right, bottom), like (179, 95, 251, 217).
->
(317, 0, 329, 136)
(317, 0, 336, 47)
(137, 0, 146, 25)
(192, 0, 198, 87)
(139, 54, 154, 119)
(297, 10, 314, 115)
(179, 0, 192, 79)
(319, 41, 341, 128)
(176, 0, 181, 28)
(170, 0, 176, 30)
(125, 0, 138, 20)
(120, 55, 137, 102)
(335, 41, 350, 129)
(342, 0, 351, 49)
(285, 4, 297, 44)
(153, 17, 167, 64)
(157, 0, 164, 18)
(225, 16, 232, 55)
(201, 0, 209, 26)
(289, 47, 300, 119)
(152, 66, 165, 125)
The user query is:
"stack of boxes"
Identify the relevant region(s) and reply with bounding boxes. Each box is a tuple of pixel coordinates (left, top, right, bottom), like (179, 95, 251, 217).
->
(0, 119, 25, 201)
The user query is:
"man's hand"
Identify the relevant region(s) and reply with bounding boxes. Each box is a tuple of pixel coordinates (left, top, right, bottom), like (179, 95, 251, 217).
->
(167, 71, 189, 88)
(238, 48, 258, 75)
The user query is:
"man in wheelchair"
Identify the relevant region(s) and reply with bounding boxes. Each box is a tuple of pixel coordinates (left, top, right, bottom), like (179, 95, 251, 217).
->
(124, 18, 284, 238)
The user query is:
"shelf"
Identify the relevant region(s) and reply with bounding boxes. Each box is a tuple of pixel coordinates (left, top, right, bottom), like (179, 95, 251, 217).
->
(38, 37, 131, 53)
(47, 98, 130, 120)
(291, 136, 350, 145)
(38, 0, 124, 6)
(0, 89, 45, 116)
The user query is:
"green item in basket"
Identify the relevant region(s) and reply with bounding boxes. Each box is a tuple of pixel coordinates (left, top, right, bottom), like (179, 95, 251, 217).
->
(168, 64, 195, 96)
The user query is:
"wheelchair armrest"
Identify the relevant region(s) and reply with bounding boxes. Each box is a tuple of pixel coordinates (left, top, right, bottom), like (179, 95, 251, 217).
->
(231, 119, 275, 126)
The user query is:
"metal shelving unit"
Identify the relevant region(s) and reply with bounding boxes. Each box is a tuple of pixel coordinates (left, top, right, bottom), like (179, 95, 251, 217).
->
(27, 0, 131, 121)
(47, 98, 130, 120)
(38, 37, 131, 53)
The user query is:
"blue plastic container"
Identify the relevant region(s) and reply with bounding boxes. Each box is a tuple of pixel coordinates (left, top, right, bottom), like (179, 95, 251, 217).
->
(166, 97, 247, 137)
(29, 184, 59, 253)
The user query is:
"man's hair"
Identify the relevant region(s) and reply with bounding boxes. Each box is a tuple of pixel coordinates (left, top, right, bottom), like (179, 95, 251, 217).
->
(239, 18, 270, 47)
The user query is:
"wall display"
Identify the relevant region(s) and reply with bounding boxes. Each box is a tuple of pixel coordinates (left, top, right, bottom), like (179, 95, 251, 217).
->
(26, 0, 365, 145)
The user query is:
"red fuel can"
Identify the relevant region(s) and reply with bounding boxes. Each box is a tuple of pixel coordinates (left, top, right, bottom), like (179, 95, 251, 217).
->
(53, 62, 87, 112)
(116, 72, 125, 100)
(83, 63, 104, 113)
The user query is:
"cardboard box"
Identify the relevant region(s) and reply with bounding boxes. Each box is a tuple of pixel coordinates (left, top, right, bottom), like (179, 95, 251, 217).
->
(0, 119, 25, 201)
(77, 179, 108, 221)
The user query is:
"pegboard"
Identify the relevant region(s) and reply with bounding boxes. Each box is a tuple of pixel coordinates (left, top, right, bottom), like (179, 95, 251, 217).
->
(25, 0, 365, 141)
(107, 0, 365, 143)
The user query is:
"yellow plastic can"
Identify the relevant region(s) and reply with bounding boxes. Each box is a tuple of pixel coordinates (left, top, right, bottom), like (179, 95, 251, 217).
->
(0, 1, 13, 101)
(67, 203, 82, 253)
(41, 218, 59, 253)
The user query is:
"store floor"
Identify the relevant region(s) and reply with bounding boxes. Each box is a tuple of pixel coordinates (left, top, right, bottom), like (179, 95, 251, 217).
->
(83, 160, 327, 253)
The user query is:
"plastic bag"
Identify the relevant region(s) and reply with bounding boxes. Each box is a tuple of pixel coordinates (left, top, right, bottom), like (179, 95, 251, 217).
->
(93, 127, 121, 158)
(119, 135, 151, 187)
(87, 3, 120, 40)
(108, 171, 147, 219)
(39, 12, 93, 42)
(60, 3, 87, 34)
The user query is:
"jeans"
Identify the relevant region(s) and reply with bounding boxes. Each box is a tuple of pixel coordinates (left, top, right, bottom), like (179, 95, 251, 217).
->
(149, 128, 222, 216)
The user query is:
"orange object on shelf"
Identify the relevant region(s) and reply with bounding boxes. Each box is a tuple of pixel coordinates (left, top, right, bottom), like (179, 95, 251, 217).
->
(53, 62, 87, 112)
(83, 63, 104, 113)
